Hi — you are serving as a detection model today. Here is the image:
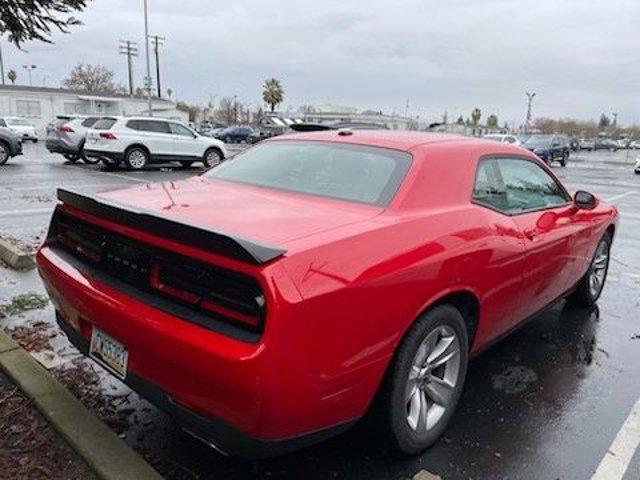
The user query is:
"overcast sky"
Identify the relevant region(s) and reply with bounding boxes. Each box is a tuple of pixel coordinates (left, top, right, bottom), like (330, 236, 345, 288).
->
(2, 0, 638, 125)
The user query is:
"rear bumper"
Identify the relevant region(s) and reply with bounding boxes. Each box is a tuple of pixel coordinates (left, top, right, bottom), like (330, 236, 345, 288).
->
(46, 138, 80, 155)
(58, 312, 354, 458)
(36, 245, 356, 457)
(83, 149, 124, 163)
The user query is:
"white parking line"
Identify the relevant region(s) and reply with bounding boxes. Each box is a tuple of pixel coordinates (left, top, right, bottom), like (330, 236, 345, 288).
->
(0, 207, 53, 217)
(591, 396, 640, 479)
(58, 165, 149, 184)
(4, 183, 127, 193)
(605, 191, 636, 203)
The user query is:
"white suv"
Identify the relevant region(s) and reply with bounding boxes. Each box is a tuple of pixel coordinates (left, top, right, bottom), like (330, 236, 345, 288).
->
(85, 116, 227, 170)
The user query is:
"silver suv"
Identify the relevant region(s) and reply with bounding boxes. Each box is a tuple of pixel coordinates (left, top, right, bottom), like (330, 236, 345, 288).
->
(46, 116, 102, 164)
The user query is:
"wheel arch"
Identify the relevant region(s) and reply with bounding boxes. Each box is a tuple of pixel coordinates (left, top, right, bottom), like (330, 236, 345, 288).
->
(204, 145, 225, 159)
(425, 290, 480, 351)
(125, 143, 150, 156)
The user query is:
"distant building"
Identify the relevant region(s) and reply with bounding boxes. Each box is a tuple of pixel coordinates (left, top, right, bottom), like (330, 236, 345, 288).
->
(427, 122, 508, 137)
(301, 105, 415, 130)
(0, 85, 188, 136)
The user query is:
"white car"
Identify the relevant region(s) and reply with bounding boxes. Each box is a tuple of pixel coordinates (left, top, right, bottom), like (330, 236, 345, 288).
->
(483, 134, 521, 145)
(634, 156, 640, 175)
(85, 116, 227, 170)
(0, 117, 38, 142)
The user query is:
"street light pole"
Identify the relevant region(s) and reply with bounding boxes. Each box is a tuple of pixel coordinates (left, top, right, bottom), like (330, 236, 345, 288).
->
(22, 65, 37, 86)
(143, 0, 153, 117)
(0, 43, 5, 85)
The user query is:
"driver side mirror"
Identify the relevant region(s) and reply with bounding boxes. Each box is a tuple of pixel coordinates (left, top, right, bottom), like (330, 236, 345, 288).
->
(574, 190, 597, 210)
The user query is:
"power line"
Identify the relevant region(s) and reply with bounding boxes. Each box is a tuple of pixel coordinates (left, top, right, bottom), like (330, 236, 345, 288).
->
(149, 35, 165, 98)
(118, 40, 138, 96)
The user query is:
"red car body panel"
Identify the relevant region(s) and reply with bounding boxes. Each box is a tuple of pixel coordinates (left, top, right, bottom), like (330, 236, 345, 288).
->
(36, 131, 618, 454)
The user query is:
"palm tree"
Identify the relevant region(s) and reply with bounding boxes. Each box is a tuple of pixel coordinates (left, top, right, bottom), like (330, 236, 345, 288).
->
(7, 70, 17, 85)
(262, 78, 284, 112)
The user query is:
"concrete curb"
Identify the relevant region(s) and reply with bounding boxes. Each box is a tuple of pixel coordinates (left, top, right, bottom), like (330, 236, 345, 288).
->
(0, 330, 162, 480)
(0, 237, 34, 269)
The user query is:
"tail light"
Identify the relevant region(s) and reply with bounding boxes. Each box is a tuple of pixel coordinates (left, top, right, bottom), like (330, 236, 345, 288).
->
(58, 125, 74, 133)
(49, 211, 265, 335)
(148, 261, 265, 331)
(99, 132, 117, 140)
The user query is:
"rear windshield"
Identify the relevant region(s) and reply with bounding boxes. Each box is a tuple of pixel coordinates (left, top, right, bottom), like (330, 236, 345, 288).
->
(205, 141, 412, 206)
(93, 118, 117, 130)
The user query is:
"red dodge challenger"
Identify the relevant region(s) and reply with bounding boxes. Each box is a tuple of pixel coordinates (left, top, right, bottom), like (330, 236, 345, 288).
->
(37, 130, 617, 458)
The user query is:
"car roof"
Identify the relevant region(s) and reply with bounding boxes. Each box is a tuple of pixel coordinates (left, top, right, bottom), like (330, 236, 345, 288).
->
(271, 129, 507, 152)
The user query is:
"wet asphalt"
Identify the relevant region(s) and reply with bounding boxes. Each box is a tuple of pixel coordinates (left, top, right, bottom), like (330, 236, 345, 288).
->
(0, 143, 639, 480)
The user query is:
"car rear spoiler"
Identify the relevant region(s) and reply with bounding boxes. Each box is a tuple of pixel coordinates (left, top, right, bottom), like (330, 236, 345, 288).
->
(56, 188, 287, 265)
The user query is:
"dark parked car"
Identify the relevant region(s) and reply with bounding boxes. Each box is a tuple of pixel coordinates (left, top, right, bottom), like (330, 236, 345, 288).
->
(0, 126, 23, 165)
(523, 134, 570, 166)
(248, 126, 288, 144)
(215, 126, 253, 143)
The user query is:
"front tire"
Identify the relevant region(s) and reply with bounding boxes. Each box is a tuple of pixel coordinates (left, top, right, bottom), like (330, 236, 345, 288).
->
(376, 305, 468, 455)
(81, 144, 100, 164)
(567, 232, 611, 306)
(124, 146, 149, 170)
(203, 148, 223, 168)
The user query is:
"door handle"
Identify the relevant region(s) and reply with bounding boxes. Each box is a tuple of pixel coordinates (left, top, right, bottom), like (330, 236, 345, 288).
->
(524, 228, 538, 240)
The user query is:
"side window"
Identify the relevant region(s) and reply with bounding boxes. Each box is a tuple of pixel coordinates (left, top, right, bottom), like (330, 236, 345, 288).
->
(472, 159, 509, 212)
(169, 123, 194, 137)
(137, 120, 170, 133)
(126, 120, 140, 130)
(497, 158, 570, 214)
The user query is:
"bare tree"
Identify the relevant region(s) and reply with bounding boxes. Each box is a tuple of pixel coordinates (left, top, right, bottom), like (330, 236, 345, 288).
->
(62, 63, 124, 94)
(214, 96, 238, 124)
(0, 0, 90, 48)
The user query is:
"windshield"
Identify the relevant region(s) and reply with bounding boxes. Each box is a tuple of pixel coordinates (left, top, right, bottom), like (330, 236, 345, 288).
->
(6, 118, 30, 126)
(524, 135, 554, 147)
(205, 141, 412, 206)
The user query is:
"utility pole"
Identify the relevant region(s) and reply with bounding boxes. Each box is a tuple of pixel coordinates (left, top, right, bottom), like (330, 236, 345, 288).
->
(143, 0, 153, 116)
(22, 64, 37, 86)
(0, 43, 5, 85)
(149, 35, 164, 98)
(525, 92, 536, 133)
(234, 95, 238, 124)
(119, 40, 138, 96)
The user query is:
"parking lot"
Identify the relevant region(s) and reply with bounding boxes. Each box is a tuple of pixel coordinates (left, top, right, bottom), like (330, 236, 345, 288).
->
(1, 142, 639, 480)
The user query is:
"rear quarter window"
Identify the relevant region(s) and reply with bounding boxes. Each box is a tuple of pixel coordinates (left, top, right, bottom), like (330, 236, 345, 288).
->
(81, 117, 99, 128)
(93, 118, 117, 130)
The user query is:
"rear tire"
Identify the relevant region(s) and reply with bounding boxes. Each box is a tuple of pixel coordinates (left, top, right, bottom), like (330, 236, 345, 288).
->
(124, 146, 149, 170)
(567, 232, 611, 306)
(375, 305, 468, 455)
(560, 152, 568, 167)
(0, 142, 9, 165)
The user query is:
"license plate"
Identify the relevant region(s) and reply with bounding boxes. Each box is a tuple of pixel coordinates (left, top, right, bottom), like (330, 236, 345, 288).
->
(89, 327, 128, 380)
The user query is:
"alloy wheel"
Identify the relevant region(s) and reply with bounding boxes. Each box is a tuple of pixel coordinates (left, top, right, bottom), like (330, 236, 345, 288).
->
(405, 325, 461, 433)
(589, 240, 609, 297)
(128, 150, 147, 169)
(205, 150, 221, 168)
